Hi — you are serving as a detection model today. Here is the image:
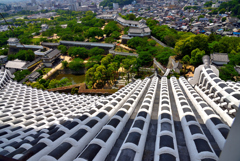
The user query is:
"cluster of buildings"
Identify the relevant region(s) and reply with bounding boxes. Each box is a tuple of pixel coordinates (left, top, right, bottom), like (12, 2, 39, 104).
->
(2, 0, 239, 37)
(1, 0, 101, 13)
(2, 38, 62, 76)
(95, 0, 240, 36)
(97, 14, 151, 42)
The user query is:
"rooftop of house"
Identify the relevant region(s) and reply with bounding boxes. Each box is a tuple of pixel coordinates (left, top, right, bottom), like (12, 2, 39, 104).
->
(210, 53, 230, 62)
(5, 59, 27, 69)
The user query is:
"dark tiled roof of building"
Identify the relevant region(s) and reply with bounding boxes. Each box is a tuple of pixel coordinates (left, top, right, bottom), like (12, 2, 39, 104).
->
(44, 49, 61, 59)
(210, 53, 229, 62)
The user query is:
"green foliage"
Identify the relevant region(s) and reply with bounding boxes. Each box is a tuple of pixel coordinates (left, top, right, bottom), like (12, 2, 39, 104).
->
(125, 14, 136, 20)
(113, 55, 125, 67)
(151, 25, 180, 47)
(103, 21, 120, 36)
(182, 55, 190, 64)
(8, 54, 15, 60)
(86, 27, 103, 38)
(127, 37, 148, 49)
(137, 51, 153, 67)
(89, 47, 105, 57)
(105, 37, 115, 43)
(174, 34, 209, 57)
(69, 58, 84, 71)
(198, 15, 205, 20)
(14, 70, 30, 82)
(189, 48, 205, 66)
(155, 47, 176, 66)
(0, 48, 8, 55)
(124, 27, 129, 35)
(222, 17, 226, 22)
(68, 47, 89, 59)
(47, 78, 72, 89)
(122, 57, 137, 71)
(71, 87, 79, 94)
(184, 6, 198, 10)
(85, 54, 118, 88)
(218, 0, 240, 17)
(74, 26, 83, 33)
(62, 61, 68, 68)
(15, 49, 35, 61)
(85, 55, 103, 69)
(111, 31, 121, 39)
(148, 40, 156, 47)
(58, 45, 67, 54)
(204, 1, 213, 7)
(228, 51, 240, 66)
(219, 64, 239, 81)
(219, 8, 226, 14)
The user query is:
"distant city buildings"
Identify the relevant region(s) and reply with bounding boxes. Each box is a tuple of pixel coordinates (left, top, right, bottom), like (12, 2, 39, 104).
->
(113, 3, 119, 10)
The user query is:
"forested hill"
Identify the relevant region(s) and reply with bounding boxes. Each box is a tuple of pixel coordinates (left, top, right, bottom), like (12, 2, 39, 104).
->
(218, 0, 240, 18)
(99, 0, 132, 9)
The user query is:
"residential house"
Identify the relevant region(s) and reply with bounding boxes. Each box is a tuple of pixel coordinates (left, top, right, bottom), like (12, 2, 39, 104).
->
(210, 53, 229, 66)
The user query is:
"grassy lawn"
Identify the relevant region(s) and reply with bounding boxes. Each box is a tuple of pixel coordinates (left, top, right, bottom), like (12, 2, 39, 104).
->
(43, 68, 52, 74)
(32, 38, 41, 43)
(114, 46, 131, 53)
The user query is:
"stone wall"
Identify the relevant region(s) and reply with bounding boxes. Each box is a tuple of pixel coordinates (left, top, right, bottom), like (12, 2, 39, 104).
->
(47, 83, 83, 93)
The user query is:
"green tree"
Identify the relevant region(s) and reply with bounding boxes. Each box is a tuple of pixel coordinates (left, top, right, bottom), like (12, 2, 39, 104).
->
(14, 70, 31, 82)
(74, 26, 83, 33)
(204, 1, 213, 7)
(222, 17, 226, 22)
(89, 47, 105, 57)
(103, 26, 114, 37)
(69, 58, 84, 71)
(58, 45, 67, 54)
(127, 37, 148, 49)
(137, 51, 152, 66)
(126, 14, 136, 20)
(47, 78, 71, 89)
(0, 48, 8, 55)
(148, 40, 156, 47)
(85, 64, 99, 88)
(198, 15, 205, 20)
(86, 27, 103, 38)
(8, 54, 15, 60)
(31, 82, 45, 89)
(15, 49, 35, 61)
(219, 64, 239, 81)
(62, 60, 68, 68)
(85, 55, 103, 69)
(155, 47, 176, 66)
(182, 55, 190, 64)
(208, 33, 216, 43)
(190, 48, 205, 66)
(105, 37, 115, 43)
(111, 31, 121, 39)
(101, 54, 113, 67)
(219, 8, 226, 14)
(68, 47, 89, 59)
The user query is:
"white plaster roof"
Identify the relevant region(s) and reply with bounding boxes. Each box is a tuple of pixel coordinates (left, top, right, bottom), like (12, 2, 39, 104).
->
(5, 59, 27, 69)
(0, 62, 238, 161)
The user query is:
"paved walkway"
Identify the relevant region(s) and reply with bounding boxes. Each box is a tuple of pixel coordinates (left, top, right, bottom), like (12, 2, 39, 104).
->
(42, 56, 71, 80)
